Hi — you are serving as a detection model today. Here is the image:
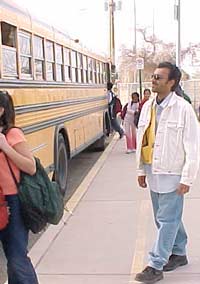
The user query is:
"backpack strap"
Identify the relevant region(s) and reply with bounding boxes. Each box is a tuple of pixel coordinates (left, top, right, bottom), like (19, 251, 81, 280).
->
(5, 155, 19, 188)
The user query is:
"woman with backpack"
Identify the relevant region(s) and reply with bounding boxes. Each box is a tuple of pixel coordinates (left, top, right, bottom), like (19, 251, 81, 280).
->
(121, 92, 139, 153)
(0, 91, 39, 283)
(107, 83, 124, 139)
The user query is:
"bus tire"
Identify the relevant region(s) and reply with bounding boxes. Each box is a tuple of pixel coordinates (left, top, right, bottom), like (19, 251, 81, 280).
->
(105, 111, 111, 136)
(93, 134, 106, 151)
(56, 133, 68, 196)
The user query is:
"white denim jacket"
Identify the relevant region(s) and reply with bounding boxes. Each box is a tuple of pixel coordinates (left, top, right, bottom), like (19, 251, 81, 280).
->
(136, 92, 200, 186)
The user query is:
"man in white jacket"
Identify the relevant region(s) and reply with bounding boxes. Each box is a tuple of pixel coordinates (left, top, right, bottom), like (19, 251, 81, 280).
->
(135, 62, 200, 284)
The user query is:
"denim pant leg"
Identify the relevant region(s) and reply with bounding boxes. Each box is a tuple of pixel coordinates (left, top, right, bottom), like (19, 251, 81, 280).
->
(111, 118, 124, 136)
(172, 221, 188, 255)
(148, 190, 187, 270)
(0, 195, 39, 284)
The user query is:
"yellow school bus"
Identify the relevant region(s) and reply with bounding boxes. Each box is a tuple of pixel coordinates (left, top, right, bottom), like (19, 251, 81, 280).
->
(0, 0, 111, 195)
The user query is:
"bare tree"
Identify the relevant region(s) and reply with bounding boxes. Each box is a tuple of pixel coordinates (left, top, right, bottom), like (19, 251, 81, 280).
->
(117, 26, 200, 82)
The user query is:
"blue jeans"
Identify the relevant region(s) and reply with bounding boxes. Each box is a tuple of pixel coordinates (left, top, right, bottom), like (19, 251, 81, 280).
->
(148, 190, 187, 270)
(110, 118, 124, 137)
(0, 194, 39, 284)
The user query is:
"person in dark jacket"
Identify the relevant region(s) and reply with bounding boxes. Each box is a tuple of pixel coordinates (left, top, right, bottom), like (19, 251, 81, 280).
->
(175, 84, 192, 104)
(107, 82, 124, 138)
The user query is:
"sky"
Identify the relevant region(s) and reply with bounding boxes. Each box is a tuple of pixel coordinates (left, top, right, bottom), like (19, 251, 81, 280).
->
(14, 0, 200, 61)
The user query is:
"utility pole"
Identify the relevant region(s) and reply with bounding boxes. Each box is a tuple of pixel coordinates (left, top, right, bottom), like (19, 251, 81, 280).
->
(109, 0, 115, 81)
(105, 1, 121, 82)
(133, 0, 136, 54)
(133, 0, 137, 82)
(174, 0, 181, 68)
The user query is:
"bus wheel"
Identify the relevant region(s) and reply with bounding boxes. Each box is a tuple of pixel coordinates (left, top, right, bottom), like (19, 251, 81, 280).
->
(56, 133, 68, 196)
(91, 134, 106, 151)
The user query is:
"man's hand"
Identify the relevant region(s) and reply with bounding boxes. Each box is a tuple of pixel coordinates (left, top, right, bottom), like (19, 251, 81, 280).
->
(177, 183, 190, 195)
(138, 176, 147, 188)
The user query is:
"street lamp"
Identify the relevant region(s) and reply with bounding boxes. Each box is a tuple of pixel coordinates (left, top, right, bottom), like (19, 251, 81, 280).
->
(174, 0, 181, 68)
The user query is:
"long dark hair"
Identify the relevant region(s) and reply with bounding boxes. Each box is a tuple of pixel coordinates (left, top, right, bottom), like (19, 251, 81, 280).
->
(0, 91, 15, 134)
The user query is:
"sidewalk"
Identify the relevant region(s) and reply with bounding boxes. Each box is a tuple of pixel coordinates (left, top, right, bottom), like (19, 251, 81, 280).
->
(29, 135, 200, 284)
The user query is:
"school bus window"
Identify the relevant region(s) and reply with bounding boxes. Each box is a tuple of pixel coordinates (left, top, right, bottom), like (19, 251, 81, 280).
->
(2, 47, 17, 77)
(33, 35, 44, 80)
(77, 52, 83, 83)
(93, 59, 97, 84)
(55, 44, 63, 82)
(103, 63, 107, 83)
(94, 59, 97, 83)
(46, 40, 54, 81)
(1, 22, 17, 77)
(88, 57, 93, 83)
(100, 62, 103, 83)
(96, 61, 100, 84)
(1, 22, 16, 47)
(19, 31, 32, 77)
(82, 55, 88, 83)
(71, 50, 77, 83)
(63, 48, 71, 82)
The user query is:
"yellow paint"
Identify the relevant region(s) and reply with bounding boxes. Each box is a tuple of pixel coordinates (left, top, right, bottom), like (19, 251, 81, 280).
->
(129, 200, 150, 282)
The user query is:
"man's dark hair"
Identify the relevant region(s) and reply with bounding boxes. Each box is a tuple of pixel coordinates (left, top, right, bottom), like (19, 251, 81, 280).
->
(157, 62, 181, 91)
(107, 82, 113, 91)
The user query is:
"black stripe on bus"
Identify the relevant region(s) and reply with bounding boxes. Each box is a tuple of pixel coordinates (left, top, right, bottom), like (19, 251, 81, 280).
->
(0, 79, 106, 89)
(22, 105, 107, 134)
(15, 96, 107, 114)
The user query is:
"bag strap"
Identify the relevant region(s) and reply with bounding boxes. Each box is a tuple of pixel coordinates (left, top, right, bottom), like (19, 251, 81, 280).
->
(5, 156, 19, 188)
(4, 129, 21, 188)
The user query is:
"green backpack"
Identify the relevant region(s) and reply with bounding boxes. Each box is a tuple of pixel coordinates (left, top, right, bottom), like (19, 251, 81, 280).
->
(7, 157, 64, 233)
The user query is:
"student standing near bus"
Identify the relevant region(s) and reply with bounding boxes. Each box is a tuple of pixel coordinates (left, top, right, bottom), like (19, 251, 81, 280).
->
(0, 91, 39, 284)
(121, 92, 139, 153)
(107, 82, 124, 139)
(139, 88, 151, 111)
(135, 62, 200, 283)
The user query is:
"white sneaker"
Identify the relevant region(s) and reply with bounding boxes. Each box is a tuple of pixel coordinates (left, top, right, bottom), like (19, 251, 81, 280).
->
(126, 149, 136, 154)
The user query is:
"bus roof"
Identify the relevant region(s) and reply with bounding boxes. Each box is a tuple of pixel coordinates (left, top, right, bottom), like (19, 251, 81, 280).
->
(0, 0, 109, 62)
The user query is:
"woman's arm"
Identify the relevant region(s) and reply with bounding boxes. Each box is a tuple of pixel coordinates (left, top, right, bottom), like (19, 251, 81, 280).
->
(0, 133, 36, 175)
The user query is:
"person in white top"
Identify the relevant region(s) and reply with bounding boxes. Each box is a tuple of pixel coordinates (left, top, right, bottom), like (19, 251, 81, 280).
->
(135, 62, 200, 284)
(123, 92, 139, 153)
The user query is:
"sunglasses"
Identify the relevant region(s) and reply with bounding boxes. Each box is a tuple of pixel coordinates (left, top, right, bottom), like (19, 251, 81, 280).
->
(151, 74, 165, 80)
